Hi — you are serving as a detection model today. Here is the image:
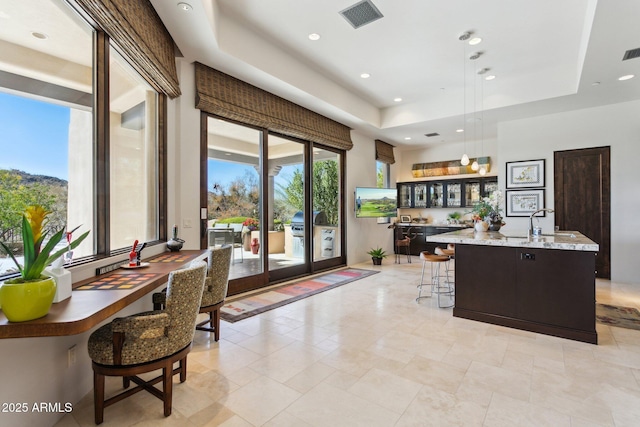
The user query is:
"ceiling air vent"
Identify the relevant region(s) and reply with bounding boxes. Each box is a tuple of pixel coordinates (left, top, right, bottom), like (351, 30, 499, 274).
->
(622, 47, 640, 61)
(425, 133, 440, 137)
(339, 0, 383, 29)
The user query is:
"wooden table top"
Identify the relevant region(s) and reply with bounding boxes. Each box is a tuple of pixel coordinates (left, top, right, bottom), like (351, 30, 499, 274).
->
(0, 250, 208, 339)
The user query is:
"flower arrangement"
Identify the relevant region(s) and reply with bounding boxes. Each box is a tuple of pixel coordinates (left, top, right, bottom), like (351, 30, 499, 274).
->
(470, 191, 504, 224)
(242, 217, 259, 231)
(0, 205, 89, 282)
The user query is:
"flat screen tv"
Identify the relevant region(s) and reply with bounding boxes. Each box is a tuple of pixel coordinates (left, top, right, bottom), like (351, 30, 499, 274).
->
(355, 187, 398, 218)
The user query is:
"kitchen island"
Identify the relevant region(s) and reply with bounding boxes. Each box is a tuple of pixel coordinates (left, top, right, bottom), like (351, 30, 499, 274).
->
(427, 229, 599, 344)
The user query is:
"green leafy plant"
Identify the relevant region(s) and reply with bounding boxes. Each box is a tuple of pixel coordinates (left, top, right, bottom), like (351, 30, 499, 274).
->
(366, 247, 387, 259)
(0, 205, 89, 282)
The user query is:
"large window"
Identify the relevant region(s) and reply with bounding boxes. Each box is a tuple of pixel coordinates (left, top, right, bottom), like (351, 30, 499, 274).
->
(0, 0, 163, 278)
(109, 46, 158, 249)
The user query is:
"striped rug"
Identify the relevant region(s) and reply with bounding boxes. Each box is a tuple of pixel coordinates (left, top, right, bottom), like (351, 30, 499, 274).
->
(220, 268, 378, 323)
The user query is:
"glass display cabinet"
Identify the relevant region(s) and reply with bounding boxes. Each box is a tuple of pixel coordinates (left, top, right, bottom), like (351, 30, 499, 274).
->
(414, 183, 427, 208)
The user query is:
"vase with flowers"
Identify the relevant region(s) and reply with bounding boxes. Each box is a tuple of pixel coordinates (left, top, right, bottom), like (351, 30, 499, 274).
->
(469, 191, 505, 232)
(0, 205, 89, 322)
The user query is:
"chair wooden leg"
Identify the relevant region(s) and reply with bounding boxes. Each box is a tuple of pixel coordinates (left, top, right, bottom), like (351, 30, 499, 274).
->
(163, 362, 172, 417)
(94, 370, 105, 425)
(213, 309, 220, 341)
(123, 376, 130, 388)
(179, 357, 187, 382)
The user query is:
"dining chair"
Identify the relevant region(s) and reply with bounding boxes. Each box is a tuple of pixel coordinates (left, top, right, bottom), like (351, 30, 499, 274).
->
(153, 245, 232, 341)
(87, 260, 207, 424)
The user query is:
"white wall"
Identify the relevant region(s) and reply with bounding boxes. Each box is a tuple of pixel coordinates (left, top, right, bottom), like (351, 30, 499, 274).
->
(345, 131, 397, 264)
(499, 100, 640, 284)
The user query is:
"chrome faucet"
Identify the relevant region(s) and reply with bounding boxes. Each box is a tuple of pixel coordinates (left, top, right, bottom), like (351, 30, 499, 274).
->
(529, 208, 554, 236)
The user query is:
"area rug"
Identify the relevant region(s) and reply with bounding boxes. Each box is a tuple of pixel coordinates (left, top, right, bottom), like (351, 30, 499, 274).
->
(596, 303, 640, 331)
(220, 268, 378, 323)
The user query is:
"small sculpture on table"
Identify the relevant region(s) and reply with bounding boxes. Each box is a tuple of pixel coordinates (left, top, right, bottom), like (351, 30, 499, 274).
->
(167, 225, 185, 252)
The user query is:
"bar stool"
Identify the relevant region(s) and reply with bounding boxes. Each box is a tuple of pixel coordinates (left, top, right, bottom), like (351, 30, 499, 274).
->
(395, 237, 411, 263)
(416, 251, 454, 308)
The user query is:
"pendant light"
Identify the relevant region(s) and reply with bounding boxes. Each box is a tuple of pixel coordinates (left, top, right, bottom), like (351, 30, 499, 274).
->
(459, 32, 470, 166)
(470, 47, 480, 172)
(478, 66, 487, 175)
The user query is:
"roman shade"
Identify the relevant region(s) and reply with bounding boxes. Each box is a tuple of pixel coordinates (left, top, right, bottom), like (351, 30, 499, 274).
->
(375, 139, 395, 164)
(73, 0, 180, 98)
(195, 63, 353, 150)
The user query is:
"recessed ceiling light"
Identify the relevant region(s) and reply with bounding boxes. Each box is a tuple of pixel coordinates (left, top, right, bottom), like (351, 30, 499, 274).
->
(618, 74, 635, 81)
(360, 73, 370, 79)
(469, 37, 482, 45)
(308, 33, 320, 41)
(177, 2, 192, 11)
(224, 153, 231, 156)
(592, 81, 601, 86)
(404, 137, 411, 140)
(485, 75, 496, 81)
(31, 32, 48, 40)
(394, 97, 402, 102)
(456, 129, 464, 133)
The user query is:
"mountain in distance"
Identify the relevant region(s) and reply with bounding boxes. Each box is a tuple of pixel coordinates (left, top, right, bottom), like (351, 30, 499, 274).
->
(3, 169, 67, 187)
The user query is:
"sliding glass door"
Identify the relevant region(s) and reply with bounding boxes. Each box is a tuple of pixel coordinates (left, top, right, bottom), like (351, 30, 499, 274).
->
(203, 116, 345, 295)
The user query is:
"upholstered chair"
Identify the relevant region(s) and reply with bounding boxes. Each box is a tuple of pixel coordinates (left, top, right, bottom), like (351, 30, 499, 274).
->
(153, 244, 232, 341)
(88, 260, 207, 424)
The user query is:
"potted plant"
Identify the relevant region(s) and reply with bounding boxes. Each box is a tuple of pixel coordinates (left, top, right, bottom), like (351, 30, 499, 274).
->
(367, 247, 387, 265)
(0, 205, 89, 322)
(468, 191, 505, 232)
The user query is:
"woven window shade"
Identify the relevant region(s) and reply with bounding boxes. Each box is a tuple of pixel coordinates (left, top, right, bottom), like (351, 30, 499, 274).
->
(74, 0, 180, 98)
(375, 139, 395, 164)
(195, 63, 353, 150)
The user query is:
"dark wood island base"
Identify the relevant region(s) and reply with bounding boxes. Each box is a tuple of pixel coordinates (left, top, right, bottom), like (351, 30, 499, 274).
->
(455, 243, 597, 344)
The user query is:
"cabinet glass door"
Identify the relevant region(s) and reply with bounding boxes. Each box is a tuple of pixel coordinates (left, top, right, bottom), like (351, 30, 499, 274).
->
(398, 184, 412, 208)
(429, 182, 444, 207)
(414, 183, 427, 208)
(465, 180, 481, 207)
(446, 182, 462, 207)
(483, 179, 498, 198)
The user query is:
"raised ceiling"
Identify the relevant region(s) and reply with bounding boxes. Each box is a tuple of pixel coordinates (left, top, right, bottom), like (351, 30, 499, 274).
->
(152, 0, 640, 148)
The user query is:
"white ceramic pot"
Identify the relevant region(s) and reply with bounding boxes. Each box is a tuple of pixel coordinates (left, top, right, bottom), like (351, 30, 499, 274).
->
(474, 221, 489, 232)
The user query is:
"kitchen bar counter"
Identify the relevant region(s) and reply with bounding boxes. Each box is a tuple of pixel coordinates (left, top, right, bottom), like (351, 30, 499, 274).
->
(427, 228, 599, 251)
(427, 229, 599, 344)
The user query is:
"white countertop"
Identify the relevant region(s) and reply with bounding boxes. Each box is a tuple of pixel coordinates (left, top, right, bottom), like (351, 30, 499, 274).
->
(427, 228, 599, 252)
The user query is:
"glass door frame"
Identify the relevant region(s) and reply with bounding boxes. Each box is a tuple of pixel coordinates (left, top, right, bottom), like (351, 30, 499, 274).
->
(200, 115, 346, 295)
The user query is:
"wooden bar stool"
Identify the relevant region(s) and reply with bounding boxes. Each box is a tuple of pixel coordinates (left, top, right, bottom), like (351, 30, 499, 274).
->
(395, 237, 411, 263)
(416, 251, 454, 308)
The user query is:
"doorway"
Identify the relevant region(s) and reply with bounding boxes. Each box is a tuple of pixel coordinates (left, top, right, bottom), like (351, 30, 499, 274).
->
(201, 116, 346, 295)
(554, 147, 610, 278)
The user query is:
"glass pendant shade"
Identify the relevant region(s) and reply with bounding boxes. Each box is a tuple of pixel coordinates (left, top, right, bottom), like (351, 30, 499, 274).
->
(471, 160, 479, 171)
(479, 166, 487, 175)
(461, 154, 470, 166)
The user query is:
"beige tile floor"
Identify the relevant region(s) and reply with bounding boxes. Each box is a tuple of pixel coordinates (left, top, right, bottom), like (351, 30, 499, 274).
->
(56, 259, 640, 427)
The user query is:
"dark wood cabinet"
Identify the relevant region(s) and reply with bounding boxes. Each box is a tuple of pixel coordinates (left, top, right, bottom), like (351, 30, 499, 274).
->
(397, 176, 497, 209)
(395, 225, 468, 255)
(454, 244, 597, 344)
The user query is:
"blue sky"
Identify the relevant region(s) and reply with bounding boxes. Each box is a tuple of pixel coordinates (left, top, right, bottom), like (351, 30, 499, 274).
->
(0, 92, 70, 180)
(0, 90, 300, 190)
(208, 159, 298, 193)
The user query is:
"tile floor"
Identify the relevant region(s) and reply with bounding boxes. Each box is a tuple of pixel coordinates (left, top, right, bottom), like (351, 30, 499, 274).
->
(56, 258, 640, 427)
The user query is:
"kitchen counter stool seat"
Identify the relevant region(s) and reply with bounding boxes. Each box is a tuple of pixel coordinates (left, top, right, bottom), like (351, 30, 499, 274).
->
(417, 251, 454, 308)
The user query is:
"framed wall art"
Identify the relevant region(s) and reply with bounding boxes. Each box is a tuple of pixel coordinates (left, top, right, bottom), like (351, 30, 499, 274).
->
(400, 215, 411, 223)
(506, 189, 545, 217)
(506, 159, 545, 188)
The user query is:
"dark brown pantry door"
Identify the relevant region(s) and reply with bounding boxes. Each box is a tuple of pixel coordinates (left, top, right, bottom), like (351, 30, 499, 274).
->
(554, 147, 610, 278)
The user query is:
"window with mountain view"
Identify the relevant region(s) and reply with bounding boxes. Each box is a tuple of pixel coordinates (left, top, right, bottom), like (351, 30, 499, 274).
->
(0, 0, 94, 277)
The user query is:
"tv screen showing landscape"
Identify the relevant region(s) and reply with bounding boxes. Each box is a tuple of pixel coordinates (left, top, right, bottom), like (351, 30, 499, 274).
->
(355, 187, 398, 218)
